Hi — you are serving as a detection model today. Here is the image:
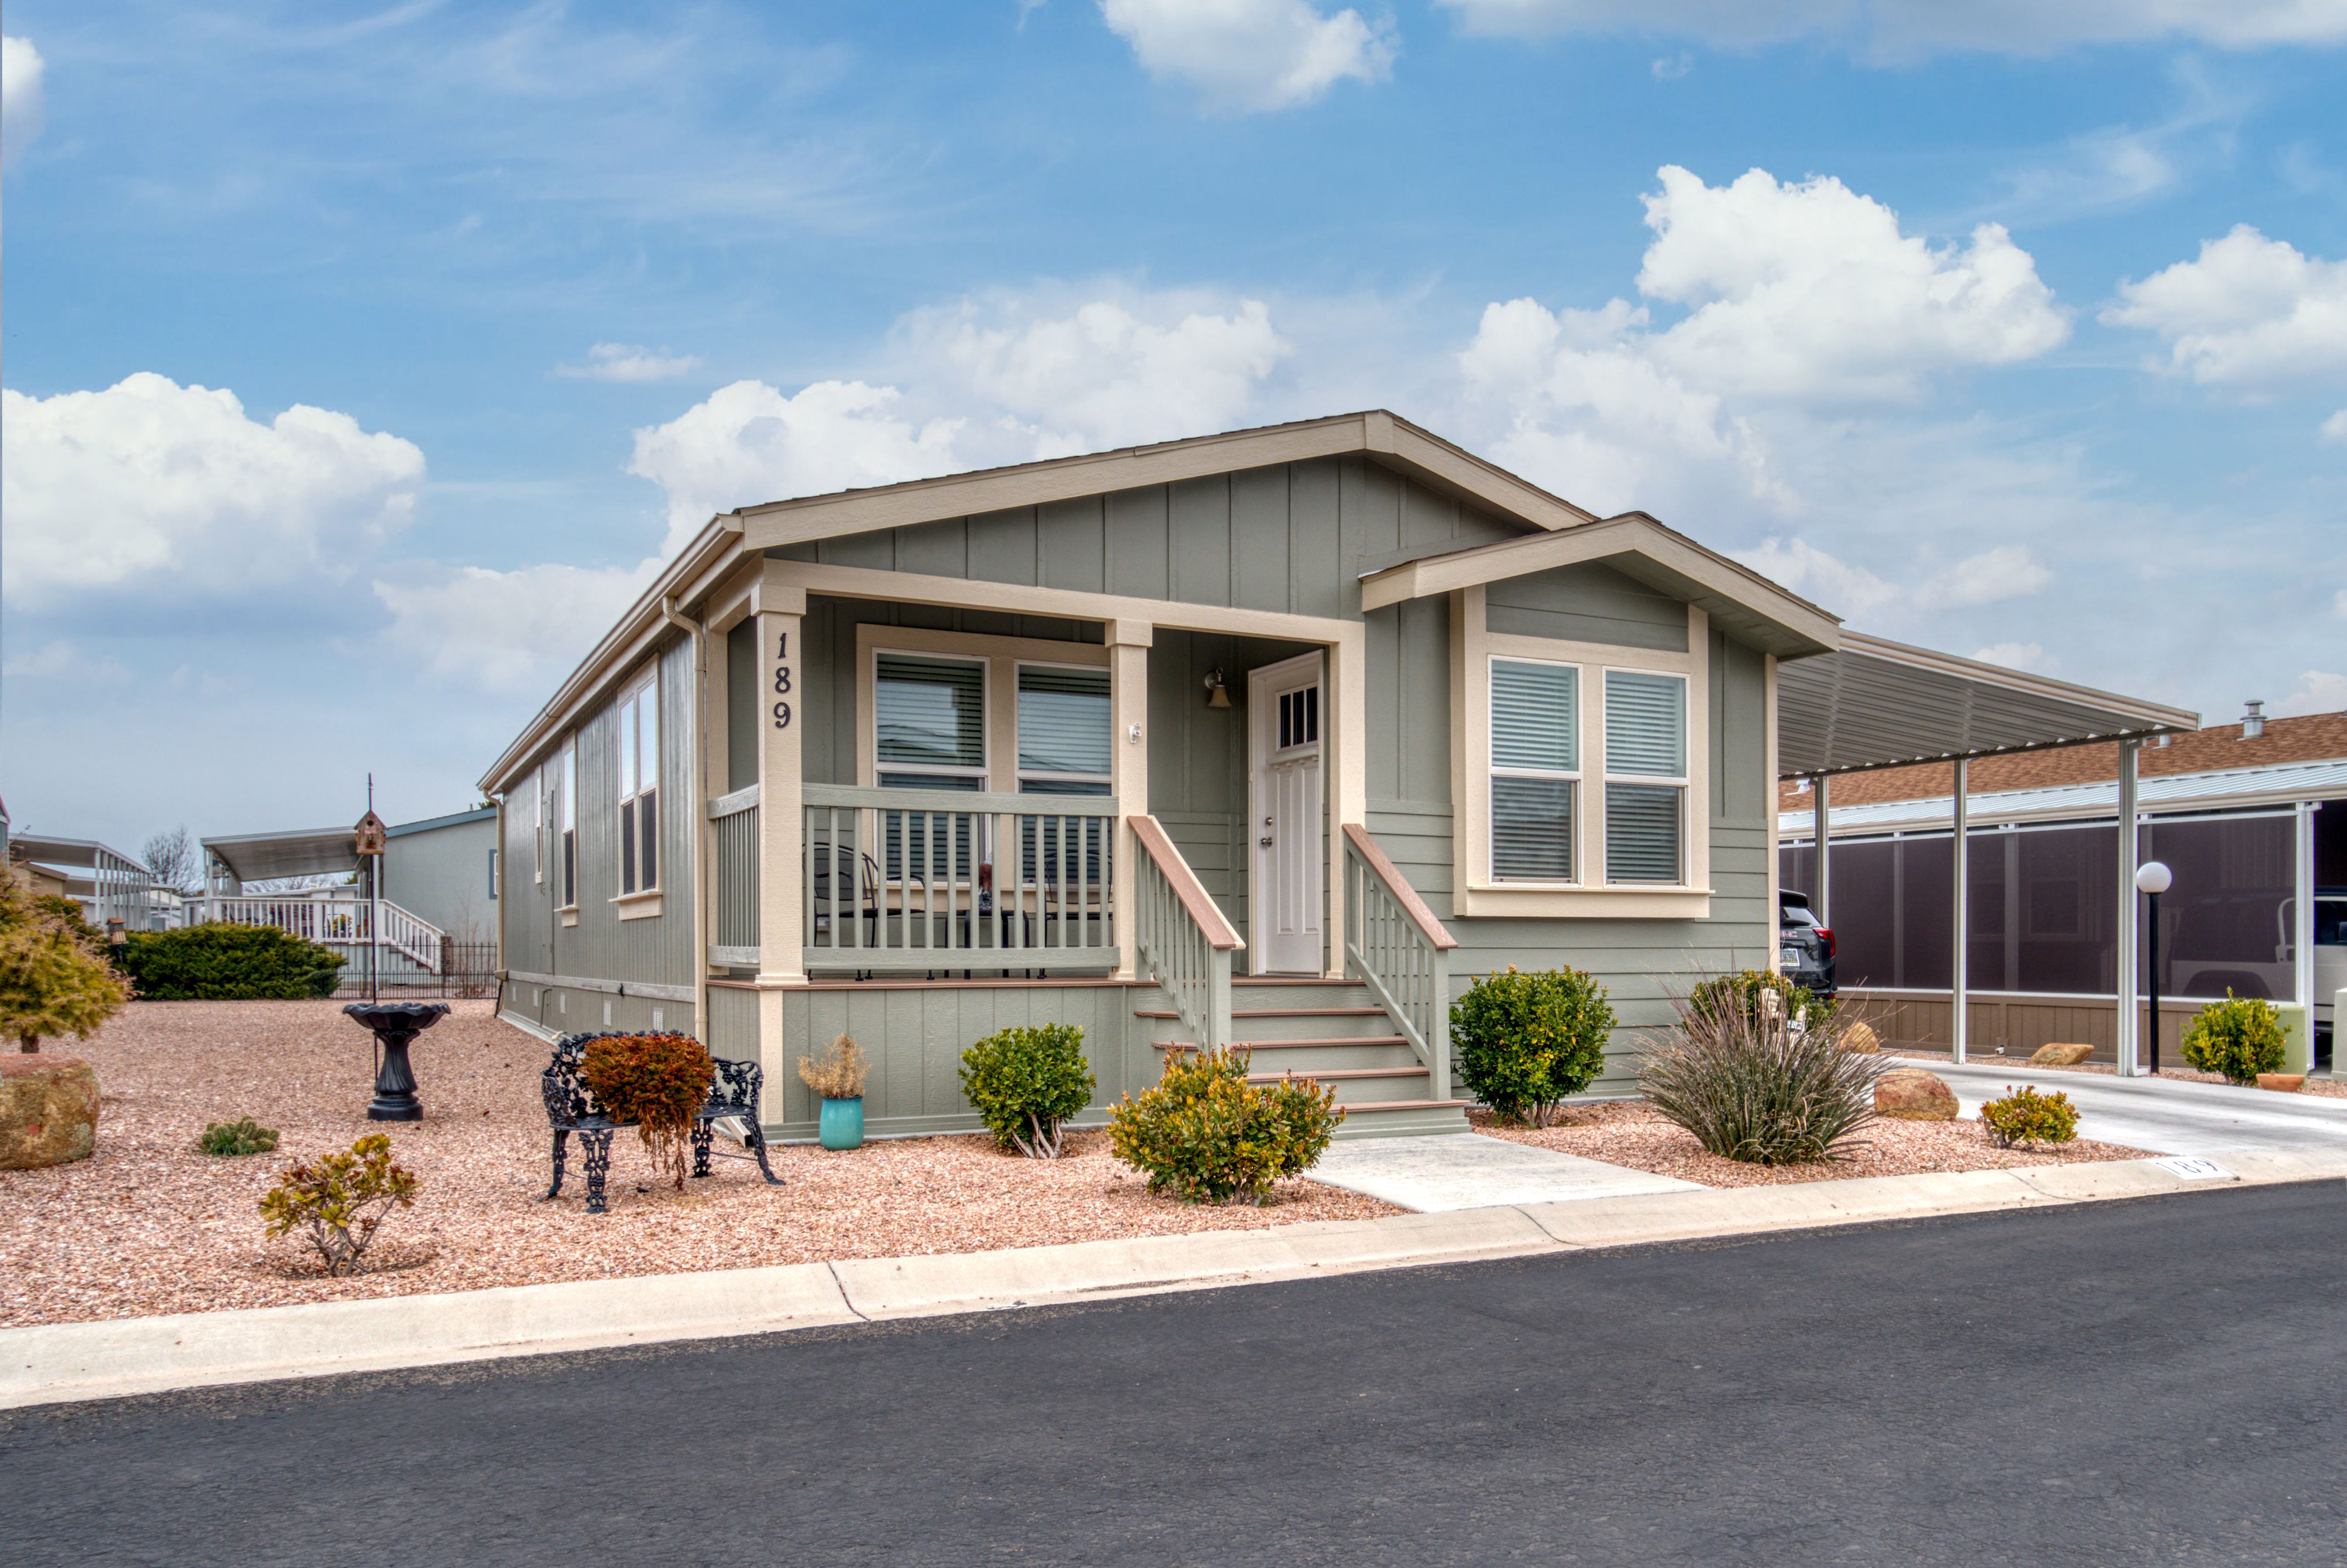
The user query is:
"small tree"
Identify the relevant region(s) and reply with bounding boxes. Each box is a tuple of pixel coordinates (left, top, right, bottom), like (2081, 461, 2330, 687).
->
(141, 825, 202, 896)
(0, 874, 130, 1053)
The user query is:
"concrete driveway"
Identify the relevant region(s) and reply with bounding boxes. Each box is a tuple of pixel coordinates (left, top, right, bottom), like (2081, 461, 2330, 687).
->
(1922, 1058, 2347, 1159)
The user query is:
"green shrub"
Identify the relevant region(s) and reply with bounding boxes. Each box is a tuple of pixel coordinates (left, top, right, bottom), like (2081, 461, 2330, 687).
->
(1450, 965, 1614, 1126)
(959, 1023, 1097, 1158)
(580, 1032, 714, 1188)
(1977, 1085, 2079, 1149)
(121, 922, 345, 1000)
(1108, 1048, 1343, 1204)
(1641, 980, 1886, 1165)
(2180, 992, 2288, 1086)
(1688, 968, 1835, 1033)
(259, 1133, 418, 1276)
(199, 1118, 280, 1156)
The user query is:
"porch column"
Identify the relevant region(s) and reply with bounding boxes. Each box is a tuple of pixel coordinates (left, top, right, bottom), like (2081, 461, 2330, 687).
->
(2115, 739, 2140, 1077)
(1108, 620, 1152, 982)
(1324, 625, 1368, 980)
(1950, 758, 1968, 1065)
(754, 579, 806, 1124)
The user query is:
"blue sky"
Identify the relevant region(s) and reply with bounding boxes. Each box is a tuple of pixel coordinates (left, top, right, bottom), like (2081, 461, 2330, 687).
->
(4, 0, 2345, 855)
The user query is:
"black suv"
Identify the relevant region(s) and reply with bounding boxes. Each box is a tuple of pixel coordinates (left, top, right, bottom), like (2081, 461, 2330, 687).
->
(1778, 891, 1837, 997)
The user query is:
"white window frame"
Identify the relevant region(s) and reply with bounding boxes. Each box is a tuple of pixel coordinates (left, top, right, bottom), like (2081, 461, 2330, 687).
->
(870, 650, 990, 792)
(1450, 586, 1711, 919)
(857, 625, 1112, 793)
(1013, 658, 1115, 797)
(1487, 653, 1582, 885)
(1600, 664, 1690, 888)
(615, 671, 661, 898)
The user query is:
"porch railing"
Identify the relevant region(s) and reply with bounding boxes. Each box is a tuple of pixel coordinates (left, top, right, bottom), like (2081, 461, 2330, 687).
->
(803, 783, 1119, 974)
(1131, 814, 1242, 1052)
(195, 897, 444, 971)
(1341, 823, 1457, 1097)
(708, 784, 760, 967)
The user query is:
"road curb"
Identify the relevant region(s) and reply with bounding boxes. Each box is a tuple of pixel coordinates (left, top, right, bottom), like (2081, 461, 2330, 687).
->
(7, 1150, 2344, 1410)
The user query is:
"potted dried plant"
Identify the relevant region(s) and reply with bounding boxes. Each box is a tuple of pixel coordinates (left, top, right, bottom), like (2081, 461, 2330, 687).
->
(799, 1034, 870, 1150)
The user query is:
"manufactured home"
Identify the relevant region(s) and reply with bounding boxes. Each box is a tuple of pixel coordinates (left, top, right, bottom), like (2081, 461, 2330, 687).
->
(481, 412, 2195, 1140)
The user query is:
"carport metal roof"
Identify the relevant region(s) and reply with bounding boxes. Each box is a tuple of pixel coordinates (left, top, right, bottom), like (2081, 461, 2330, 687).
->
(7, 833, 150, 876)
(1776, 632, 2199, 779)
(201, 827, 361, 884)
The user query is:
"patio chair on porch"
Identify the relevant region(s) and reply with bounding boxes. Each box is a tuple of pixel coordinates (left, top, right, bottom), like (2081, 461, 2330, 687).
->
(808, 844, 884, 976)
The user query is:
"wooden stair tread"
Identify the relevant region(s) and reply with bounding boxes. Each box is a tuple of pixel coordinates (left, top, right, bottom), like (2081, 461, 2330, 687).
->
(1337, 1099, 1469, 1113)
(1133, 1006, 1386, 1020)
(1152, 1036, 1408, 1050)
(1246, 1067, 1425, 1083)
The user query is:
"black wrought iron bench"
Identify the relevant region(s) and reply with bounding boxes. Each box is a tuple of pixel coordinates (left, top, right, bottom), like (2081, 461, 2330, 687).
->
(538, 1030, 783, 1214)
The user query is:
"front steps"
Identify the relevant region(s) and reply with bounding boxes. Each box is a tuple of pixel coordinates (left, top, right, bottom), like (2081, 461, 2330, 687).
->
(1135, 976, 1470, 1138)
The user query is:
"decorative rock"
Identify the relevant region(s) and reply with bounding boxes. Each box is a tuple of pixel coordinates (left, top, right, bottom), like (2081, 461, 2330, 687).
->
(2256, 1073, 2305, 1094)
(2029, 1042, 2095, 1067)
(0, 1055, 101, 1170)
(1876, 1068, 1958, 1121)
(1840, 1021, 1881, 1055)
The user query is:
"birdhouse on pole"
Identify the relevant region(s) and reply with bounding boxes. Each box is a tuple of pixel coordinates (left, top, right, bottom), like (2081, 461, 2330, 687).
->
(355, 811, 389, 857)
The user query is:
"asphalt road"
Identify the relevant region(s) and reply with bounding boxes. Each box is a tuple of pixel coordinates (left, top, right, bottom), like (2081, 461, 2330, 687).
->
(9, 1182, 2346, 1568)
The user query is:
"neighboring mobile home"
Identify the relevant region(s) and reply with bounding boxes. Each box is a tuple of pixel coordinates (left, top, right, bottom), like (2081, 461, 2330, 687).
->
(480, 412, 2192, 1140)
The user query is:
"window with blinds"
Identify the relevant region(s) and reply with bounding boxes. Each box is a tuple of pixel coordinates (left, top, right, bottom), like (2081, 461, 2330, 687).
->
(875, 654, 987, 789)
(1017, 665, 1111, 795)
(1489, 657, 1578, 882)
(1603, 669, 1686, 884)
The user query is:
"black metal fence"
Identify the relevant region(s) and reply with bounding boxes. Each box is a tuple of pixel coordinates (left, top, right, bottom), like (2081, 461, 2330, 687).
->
(332, 939, 500, 999)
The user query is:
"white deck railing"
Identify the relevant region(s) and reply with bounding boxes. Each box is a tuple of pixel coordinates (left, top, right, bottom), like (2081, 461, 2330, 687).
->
(802, 783, 1120, 974)
(1131, 814, 1242, 1051)
(1341, 824, 1457, 1096)
(195, 897, 445, 971)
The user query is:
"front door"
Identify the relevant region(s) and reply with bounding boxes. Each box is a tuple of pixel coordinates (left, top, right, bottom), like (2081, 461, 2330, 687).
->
(1250, 652, 1324, 974)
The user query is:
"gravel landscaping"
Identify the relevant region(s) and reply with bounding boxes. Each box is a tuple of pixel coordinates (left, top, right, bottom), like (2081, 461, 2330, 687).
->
(0, 1001, 1397, 1330)
(1468, 1100, 2149, 1187)
(1889, 1051, 2347, 1098)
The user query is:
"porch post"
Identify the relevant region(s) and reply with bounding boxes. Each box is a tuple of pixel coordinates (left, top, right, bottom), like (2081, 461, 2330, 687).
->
(1324, 625, 1367, 980)
(2115, 739, 2140, 1077)
(1950, 758, 1968, 1065)
(1108, 620, 1152, 982)
(754, 575, 806, 1117)
(1813, 773, 1832, 930)
(2295, 800, 2317, 1026)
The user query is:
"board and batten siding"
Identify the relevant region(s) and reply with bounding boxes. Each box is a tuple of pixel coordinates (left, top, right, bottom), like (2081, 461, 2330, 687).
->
(498, 633, 699, 1036)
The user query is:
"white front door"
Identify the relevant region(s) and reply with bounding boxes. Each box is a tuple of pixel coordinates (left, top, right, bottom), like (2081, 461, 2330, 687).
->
(1250, 652, 1324, 974)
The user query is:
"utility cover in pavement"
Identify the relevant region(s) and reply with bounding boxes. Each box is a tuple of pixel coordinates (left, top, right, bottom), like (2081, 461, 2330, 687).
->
(1306, 1133, 1702, 1213)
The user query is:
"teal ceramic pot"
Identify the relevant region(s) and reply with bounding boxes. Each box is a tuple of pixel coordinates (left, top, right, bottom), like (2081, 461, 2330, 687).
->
(819, 1096, 865, 1151)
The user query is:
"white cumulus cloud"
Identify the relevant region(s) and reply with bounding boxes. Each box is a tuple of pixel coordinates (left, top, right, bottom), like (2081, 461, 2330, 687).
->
(1730, 537, 2052, 619)
(373, 559, 659, 695)
(1635, 166, 2068, 403)
(1100, 0, 1397, 112)
(2274, 669, 2347, 716)
(1917, 544, 2053, 607)
(1731, 536, 1898, 614)
(2104, 226, 2347, 392)
(556, 343, 704, 384)
(1435, 0, 2347, 58)
(2, 35, 43, 171)
(0, 373, 425, 607)
(628, 380, 965, 554)
(2323, 409, 2347, 444)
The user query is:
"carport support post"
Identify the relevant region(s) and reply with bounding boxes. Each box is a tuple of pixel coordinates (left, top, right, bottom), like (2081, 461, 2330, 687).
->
(1950, 759, 1968, 1065)
(1813, 773, 1830, 929)
(2295, 801, 2317, 1027)
(2115, 740, 2141, 1077)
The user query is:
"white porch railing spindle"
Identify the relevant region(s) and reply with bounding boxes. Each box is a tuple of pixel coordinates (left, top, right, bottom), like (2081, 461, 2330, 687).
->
(1340, 823, 1459, 1100)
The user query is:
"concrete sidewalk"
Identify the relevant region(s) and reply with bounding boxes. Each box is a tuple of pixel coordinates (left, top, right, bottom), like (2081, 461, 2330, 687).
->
(1306, 1132, 1702, 1211)
(7, 1145, 2344, 1411)
(1920, 1058, 2347, 1159)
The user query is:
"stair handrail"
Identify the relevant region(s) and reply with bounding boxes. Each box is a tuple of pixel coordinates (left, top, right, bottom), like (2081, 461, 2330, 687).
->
(1129, 815, 1242, 1054)
(1340, 823, 1457, 1097)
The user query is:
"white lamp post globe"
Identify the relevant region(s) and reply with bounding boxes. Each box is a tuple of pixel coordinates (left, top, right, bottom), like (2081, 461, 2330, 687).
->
(2135, 861, 2172, 896)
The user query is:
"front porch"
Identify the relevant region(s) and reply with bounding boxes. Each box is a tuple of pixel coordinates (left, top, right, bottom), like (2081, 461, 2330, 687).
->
(693, 572, 1463, 1142)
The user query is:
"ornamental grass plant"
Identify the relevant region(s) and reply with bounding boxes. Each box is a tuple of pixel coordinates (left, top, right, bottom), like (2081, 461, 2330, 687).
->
(798, 1034, 871, 1100)
(1639, 982, 1886, 1165)
(581, 1031, 715, 1189)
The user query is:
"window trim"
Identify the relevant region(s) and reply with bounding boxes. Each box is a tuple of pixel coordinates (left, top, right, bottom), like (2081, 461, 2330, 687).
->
(1450, 586, 1711, 919)
(614, 669, 661, 897)
(856, 624, 1113, 794)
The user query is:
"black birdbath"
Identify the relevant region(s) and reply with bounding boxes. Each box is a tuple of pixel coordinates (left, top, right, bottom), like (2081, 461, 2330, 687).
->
(345, 1001, 451, 1121)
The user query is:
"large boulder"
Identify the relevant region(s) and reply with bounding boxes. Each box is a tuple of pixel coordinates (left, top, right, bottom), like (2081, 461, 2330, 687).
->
(0, 1055, 101, 1170)
(2029, 1042, 2094, 1066)
(1876, 1068, 1958, 1121)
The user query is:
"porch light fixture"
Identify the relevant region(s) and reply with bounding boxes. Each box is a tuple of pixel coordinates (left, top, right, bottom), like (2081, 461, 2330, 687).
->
(2136, 860, 2172, 1074)
(1203, 669, 1231, 709)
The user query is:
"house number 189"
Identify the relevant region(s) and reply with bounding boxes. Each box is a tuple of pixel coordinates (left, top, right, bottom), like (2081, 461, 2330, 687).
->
(772, 631, 792, 729)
